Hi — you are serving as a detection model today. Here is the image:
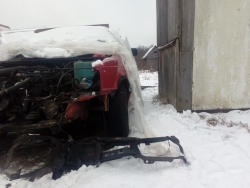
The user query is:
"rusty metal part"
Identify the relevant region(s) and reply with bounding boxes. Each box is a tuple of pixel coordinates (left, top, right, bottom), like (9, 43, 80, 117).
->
(0, 78, 31, 97)
(0, 120, 68, 133)
(3, 135, 59, 180)
(44, 101, 62, 120)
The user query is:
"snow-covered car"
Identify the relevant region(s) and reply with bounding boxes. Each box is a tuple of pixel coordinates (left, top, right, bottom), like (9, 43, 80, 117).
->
(0, 26, 138, 138)
(0, 26, 188, 180)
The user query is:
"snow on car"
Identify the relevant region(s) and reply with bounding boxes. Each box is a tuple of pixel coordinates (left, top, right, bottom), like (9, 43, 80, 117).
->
(0, 26, 186, 180)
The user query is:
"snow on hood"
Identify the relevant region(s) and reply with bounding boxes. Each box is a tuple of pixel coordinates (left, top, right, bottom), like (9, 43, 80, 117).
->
(0, 26, 121, 61)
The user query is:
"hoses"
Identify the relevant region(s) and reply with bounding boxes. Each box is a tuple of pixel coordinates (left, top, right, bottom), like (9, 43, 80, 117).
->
(0, 78, 31, 97)
(56, 70, 73, 94)
(0, 66, 48, 76)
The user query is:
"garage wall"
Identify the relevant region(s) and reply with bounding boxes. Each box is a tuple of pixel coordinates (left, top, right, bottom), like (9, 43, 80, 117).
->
(157, 0, 195, 110)
(192, 0, 250, 110)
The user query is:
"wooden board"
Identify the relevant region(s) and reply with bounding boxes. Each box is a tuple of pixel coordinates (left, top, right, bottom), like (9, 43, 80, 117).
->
(156, 0, 195, 110)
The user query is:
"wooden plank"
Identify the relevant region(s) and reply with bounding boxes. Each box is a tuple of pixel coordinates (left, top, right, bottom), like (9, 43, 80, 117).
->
(157, 0, 180, 46)
(157, 0, 195, 110)
(158, 50, 163, 96)
(177, 52, 193, 110)
(158, 41, 178, 107)
(181, 0, 195, 51)
(156, 0, 168, 46)
(167, 0, 180, 42)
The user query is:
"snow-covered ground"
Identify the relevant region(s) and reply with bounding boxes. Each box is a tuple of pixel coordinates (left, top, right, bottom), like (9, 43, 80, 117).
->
(1, 71, 250, 188)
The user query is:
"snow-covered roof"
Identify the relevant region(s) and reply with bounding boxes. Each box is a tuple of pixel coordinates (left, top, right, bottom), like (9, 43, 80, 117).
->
(142, 45, 157, 59)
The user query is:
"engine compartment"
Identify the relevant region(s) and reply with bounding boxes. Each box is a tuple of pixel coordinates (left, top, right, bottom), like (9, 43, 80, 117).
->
(0, 58, 101, 128)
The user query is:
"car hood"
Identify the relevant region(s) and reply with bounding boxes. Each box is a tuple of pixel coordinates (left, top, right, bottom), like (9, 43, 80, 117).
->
(0, 26, 121, 62)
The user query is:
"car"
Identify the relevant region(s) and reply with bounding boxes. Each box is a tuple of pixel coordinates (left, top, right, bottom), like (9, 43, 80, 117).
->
(0, 26, 187, 180)
(0, 25, 137, 139)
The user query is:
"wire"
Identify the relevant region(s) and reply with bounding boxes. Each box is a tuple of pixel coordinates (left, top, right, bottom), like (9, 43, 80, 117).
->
(34, 61, 75, 80)
(52, 81, 72, 87)
(56, 70, 73, 94)
(57, 96, 80, 141)
(71, 78, 80, 92)
(98, 95, 107, 136)
(10, 93, 18, 111)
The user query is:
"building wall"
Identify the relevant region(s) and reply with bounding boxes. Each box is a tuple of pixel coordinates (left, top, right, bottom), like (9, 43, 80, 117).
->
(157, 0, 195, 110)
(193, 0, 250, 110)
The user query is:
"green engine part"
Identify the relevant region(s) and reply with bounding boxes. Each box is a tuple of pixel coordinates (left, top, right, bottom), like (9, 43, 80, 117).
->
(74, 60, 95, 83)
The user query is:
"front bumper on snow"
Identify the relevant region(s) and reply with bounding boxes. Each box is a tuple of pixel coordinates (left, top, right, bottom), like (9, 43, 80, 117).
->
(3, 135, 188, 180)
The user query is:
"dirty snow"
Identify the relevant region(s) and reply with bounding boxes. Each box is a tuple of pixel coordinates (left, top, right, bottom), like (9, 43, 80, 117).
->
(1, 71, 250, 188)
